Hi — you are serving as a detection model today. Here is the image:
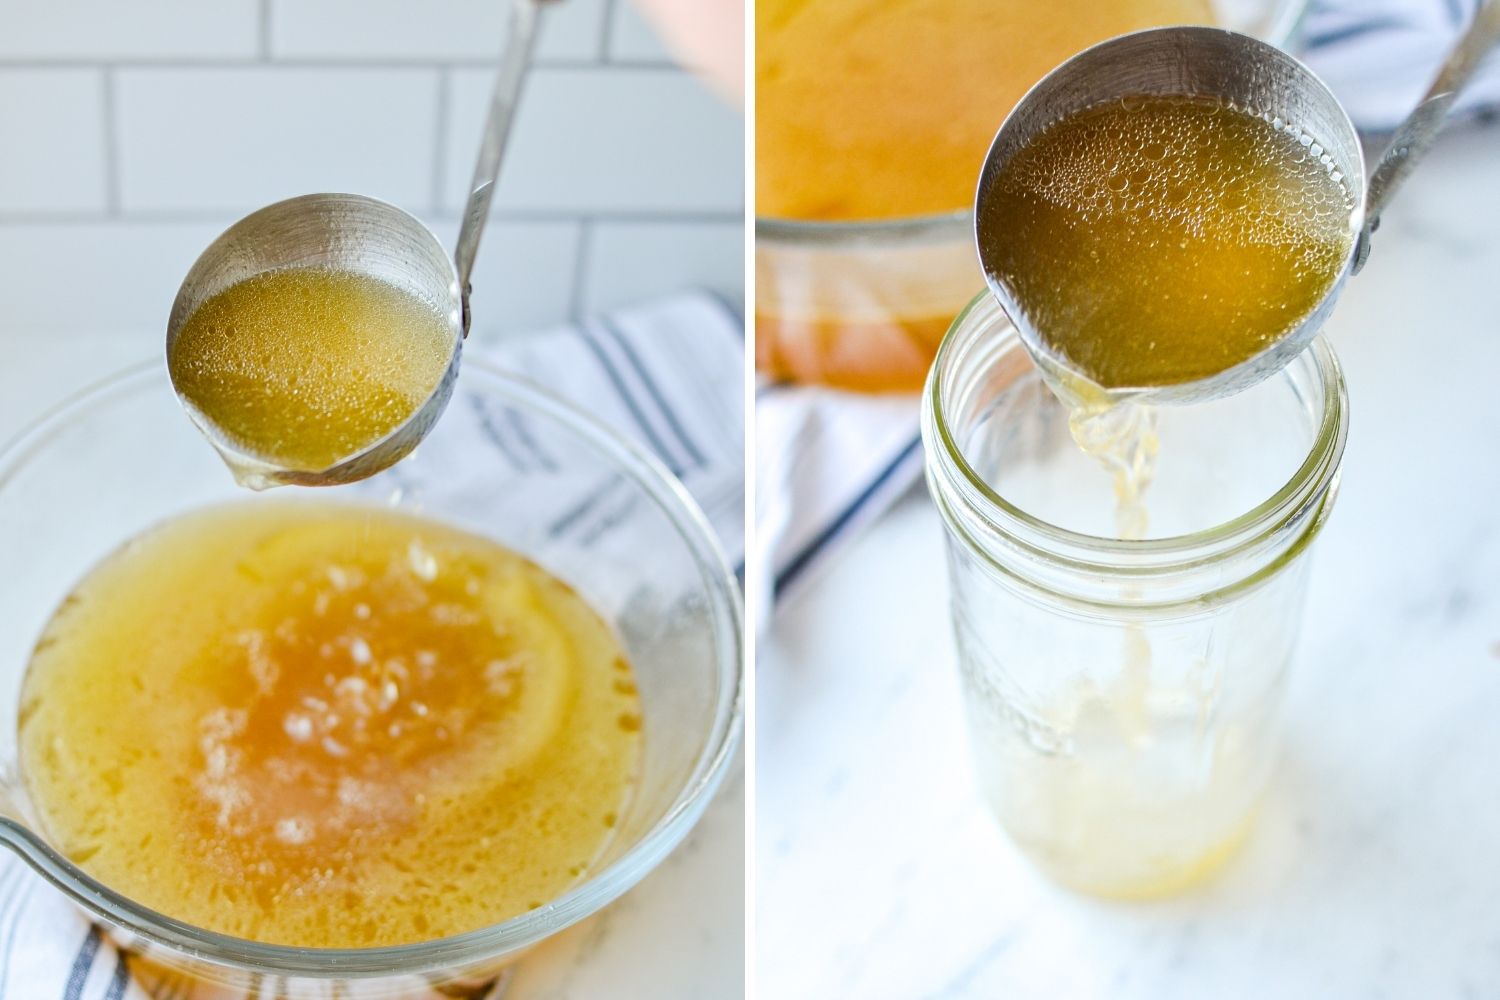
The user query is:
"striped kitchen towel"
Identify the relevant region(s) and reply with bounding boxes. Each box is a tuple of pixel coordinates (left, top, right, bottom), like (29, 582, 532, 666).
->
(753, 384, 922, 632)
(1303, 0, 1500, 131)
(0, 289, 744, 1000)
(755, 0, 1500, 625)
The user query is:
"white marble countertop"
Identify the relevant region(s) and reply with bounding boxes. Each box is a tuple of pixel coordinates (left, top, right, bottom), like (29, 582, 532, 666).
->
(0, 349, 744, 1000)
(759, 120, 1500, 1000)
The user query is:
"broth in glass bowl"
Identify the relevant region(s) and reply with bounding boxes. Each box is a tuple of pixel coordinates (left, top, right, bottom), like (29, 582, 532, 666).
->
(754, 0, 1309, 392)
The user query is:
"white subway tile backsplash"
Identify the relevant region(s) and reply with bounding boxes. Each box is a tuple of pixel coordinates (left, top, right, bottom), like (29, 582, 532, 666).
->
(0, 70, 107, 212)
(0, 221, 230, 332)
(582, 220, 741, 315)
(541, 0, 610, 61)
(0, 217, 581, 340)
(608, 1, 672, 62)
(444, 67, 741, 213)
(423, 217, 582, 338)
(115, 68, 439, 213)
(0, 331, 159, 448)
(0, 2, 742, 342)
(269, 0, 607, 63)
(0, 1, 259, 60)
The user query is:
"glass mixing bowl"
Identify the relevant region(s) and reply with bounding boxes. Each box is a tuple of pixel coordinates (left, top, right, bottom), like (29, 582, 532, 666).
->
(0, 360, 743, 999)
(755, 0, 1310, 393)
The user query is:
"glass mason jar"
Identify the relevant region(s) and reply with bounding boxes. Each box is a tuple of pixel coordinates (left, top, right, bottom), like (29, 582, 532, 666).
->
(920, 293, 1348, 899)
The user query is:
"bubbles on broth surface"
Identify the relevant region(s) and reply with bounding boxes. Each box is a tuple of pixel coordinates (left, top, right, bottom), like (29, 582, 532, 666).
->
(981, 95, 1356, 391)
(18, 503, 642, 947)
(168, 268, 454, 473)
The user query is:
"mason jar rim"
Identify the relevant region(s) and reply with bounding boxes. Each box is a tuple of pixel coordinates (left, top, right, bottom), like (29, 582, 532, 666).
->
(922, 291, 1350, 589)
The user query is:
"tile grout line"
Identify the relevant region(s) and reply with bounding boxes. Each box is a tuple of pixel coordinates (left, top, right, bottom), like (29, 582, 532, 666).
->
(0, 57, 680, 70)
(101, 67, 121, 217)
(569, 219, 595, 320)
(258, 0, 272, 60)
(0, 210, 740, 226)
(431, 68, 452, 216)
(600, 0, 619, 62)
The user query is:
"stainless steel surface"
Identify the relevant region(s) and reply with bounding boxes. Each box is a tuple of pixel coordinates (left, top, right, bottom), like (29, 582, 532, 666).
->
(454, 0, 554, 333)
(165, 193, 464, 488)
(1355, 0, 1500, 272)
(974, 26, 1365, 406)
(166, 0, 554, 487)
(976, 13, 1500, 405)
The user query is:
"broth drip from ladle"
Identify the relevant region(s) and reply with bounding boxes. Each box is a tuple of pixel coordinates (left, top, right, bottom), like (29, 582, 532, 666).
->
(166, 0, 556, 489)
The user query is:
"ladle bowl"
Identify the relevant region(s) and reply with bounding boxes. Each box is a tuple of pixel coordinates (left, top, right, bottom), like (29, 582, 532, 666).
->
(166, 0, 552, 488)
(165, 193, 465, 489)
(974, 26, 1366, 407)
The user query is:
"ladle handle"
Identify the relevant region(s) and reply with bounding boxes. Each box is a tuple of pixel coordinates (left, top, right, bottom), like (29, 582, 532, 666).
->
(454, 0, 553, 334)
(1356, 0, 1500, 272)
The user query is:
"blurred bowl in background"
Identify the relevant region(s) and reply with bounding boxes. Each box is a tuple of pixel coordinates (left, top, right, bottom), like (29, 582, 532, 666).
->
(755, 0, 1309, 393)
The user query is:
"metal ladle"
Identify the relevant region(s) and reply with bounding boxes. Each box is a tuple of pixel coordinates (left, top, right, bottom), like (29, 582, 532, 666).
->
(975, 4, 1500, 406)
(167, 0, 555, 488)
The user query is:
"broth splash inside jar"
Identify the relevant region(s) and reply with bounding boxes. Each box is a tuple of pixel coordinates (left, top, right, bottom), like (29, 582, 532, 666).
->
(980, 93, 1356, 540)
(19, 502, 642, 946)
(968, 95, 1355, 894)
(168, 268, 453, 481)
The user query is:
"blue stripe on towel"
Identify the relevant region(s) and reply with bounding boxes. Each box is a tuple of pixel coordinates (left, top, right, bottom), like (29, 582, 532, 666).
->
(468, 395, 530, 472)
(62, 927, 101, 1000)
(578, 324, 686, 475)
(600, 319, 707, 470)
(502, 404, 557, 472)
(1443, 0, 1474, 27)
(101, 953, 129, 1000)
(775, 434, 923, 595)
(1304, 15, 1408, 49)
(701, 288, 745, 338)
(549, 476, 625, 539)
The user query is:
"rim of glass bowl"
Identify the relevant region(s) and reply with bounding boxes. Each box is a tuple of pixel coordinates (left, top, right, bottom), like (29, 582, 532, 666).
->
(923, 292, 1348, 578)
(753, 0, 1309, 249)
(0, 358, 745, 979)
